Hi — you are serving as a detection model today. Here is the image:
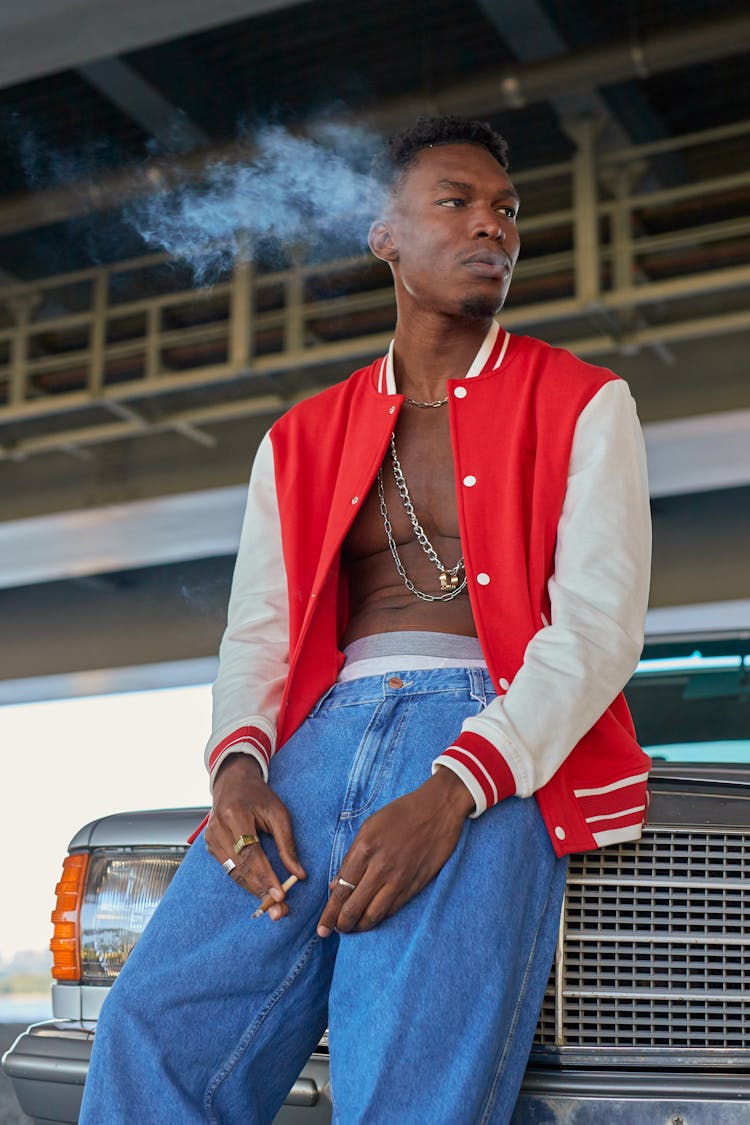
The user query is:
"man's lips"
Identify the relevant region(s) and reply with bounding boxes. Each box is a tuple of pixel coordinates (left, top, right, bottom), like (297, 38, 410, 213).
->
(462, 252, 512, 279)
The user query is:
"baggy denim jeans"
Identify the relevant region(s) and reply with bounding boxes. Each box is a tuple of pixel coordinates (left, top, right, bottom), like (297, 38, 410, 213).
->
(80, 668, 567, 1125)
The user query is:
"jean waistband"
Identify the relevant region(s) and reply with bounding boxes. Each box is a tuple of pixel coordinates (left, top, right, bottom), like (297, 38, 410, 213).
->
(312, 665, 496, 713)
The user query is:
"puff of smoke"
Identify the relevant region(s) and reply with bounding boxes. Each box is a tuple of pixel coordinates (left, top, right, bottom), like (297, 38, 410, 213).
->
(127, 120, 385, 286)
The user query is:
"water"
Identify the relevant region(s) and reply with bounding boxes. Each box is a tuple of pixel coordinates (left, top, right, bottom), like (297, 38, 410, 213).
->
(0, 994, 52, 1024)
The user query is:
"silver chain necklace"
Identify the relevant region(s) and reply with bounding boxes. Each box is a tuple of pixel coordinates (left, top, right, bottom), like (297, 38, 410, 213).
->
(377, 432, 467, 603)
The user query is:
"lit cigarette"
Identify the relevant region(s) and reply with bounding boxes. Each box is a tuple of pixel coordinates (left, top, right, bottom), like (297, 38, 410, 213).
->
(252, 874, 298, 919)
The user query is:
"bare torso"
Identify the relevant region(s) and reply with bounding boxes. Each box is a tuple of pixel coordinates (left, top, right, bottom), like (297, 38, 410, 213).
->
(341, 400, 478, 644)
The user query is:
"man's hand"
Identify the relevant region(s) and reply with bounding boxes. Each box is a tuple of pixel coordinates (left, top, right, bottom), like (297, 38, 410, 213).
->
(205, 754, 306, 920)
(316, 767, 475, 937)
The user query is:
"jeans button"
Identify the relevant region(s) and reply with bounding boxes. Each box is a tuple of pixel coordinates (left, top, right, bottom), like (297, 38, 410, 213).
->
(388, 676, 404, 689)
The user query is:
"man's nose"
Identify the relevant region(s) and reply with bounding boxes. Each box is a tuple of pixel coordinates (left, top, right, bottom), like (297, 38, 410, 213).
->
(474, 213, 504, 240)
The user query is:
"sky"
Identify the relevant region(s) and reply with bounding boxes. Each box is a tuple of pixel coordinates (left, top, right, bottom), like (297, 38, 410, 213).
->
(0, 684, 212, 963)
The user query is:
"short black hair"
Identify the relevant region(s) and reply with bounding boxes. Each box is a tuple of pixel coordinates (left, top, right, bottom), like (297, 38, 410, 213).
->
(372, 115, 510, 196)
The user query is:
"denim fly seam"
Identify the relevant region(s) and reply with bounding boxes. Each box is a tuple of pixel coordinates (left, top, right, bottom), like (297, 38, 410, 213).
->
(318, 668, 495, 883)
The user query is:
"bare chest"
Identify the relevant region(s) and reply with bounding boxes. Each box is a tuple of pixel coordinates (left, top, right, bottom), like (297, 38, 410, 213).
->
(344, 406, 459, 561)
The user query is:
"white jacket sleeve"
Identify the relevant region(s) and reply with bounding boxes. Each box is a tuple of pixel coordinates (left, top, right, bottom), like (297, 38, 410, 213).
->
(204, 431, 289, 788)
(434, 378, 652, 815)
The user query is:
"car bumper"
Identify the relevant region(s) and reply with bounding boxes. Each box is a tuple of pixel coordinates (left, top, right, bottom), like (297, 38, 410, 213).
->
(512, 1065, 750, 1123)
(1, 1021, 333, 1125)
(4, 1023, 749, 1125)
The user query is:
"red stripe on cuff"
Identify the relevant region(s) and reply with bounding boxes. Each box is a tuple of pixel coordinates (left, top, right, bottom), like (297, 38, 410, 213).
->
(589, 810, 645, 833)
(577, 784, 646, 819)
(442, 747, 495, 808)
(208, 726, 271, 772)
(245, 736, 271, 765)
(446, 731, 516, 808)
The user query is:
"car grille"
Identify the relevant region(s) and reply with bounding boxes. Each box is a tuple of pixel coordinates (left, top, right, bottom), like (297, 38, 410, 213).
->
(534, 826, 750, 1052)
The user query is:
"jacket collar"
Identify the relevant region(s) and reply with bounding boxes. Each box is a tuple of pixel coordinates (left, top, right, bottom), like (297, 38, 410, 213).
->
(375, 320, 511, 395)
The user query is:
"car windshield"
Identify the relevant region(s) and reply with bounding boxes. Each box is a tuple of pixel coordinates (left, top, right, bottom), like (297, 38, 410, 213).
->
(625, 637, 750, 764)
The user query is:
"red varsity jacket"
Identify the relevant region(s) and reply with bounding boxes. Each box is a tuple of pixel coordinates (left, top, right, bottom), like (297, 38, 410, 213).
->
(200, 327, 652, 858)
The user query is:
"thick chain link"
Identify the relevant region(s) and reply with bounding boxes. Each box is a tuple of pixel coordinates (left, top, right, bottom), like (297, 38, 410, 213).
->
(376, 433, 467, 603)
(405, 396, 449, 409)
(389, 435, 462, 577)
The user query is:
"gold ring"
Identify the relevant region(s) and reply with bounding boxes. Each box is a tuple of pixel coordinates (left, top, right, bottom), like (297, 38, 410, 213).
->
(234, 833, 260, 855)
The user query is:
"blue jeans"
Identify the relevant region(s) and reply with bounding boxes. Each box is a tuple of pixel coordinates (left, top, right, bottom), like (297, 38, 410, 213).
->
(80, 668, 567, 1124)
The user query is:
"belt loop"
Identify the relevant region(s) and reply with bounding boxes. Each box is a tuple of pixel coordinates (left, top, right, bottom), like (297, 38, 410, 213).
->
(468, 666, 486, 706)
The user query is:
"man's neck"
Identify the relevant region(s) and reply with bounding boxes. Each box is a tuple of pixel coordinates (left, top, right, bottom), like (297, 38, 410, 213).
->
(391, 312, 494, 400)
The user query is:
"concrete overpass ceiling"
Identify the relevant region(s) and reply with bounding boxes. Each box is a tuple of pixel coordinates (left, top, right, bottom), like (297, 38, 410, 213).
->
(477, 0, 674, 153)
(0, 0, 749, 694)
(76, 58, 209, 154)
(0, 0, 313, 90)
(0, 3, 747, 198)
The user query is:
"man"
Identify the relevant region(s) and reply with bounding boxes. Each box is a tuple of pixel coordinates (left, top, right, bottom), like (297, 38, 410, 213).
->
(80, 116, 651, 1124)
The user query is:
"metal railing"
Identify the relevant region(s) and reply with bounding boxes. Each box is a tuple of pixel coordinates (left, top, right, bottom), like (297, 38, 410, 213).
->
(1, 117, 749, 459)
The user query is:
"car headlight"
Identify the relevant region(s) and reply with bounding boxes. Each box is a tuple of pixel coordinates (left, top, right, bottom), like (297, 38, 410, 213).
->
(51, 848, 186, 985)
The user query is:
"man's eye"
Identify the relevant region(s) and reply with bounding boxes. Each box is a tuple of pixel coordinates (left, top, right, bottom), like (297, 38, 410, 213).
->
(497, 206, 518, 220)
(437, 198, 465, 208)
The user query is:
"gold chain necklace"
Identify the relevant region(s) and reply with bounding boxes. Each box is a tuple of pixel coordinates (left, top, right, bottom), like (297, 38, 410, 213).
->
(405, 396, 448, 408)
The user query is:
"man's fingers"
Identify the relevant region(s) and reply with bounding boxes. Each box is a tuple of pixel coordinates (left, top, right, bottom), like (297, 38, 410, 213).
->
(317, 882, 352, 937)
(351, 884, 396, 932)
(206, 789, 305, 906)
(266, 803, 307, 881)
(265, 899, 290, 921)
(232, 838, 284, 902)
(317, 872, 373, 937)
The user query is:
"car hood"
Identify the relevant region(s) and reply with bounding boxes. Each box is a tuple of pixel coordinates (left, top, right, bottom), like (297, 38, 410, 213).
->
(67, 763, 750, 850)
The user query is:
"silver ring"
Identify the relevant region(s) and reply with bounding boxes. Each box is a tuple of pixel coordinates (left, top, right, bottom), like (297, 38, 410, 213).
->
(222, 858, 237, 875)
(337, 877, 356, 891)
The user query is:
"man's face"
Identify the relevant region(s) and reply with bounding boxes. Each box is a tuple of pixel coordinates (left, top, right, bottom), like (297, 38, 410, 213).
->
(372, 142, 521, 320)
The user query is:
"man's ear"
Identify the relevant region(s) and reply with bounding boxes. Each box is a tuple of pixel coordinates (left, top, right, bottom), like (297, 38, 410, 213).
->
(368, 220, 398, 263)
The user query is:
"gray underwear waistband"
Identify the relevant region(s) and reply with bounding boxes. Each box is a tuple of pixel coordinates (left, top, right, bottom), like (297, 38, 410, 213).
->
(342, 631, 484, 663)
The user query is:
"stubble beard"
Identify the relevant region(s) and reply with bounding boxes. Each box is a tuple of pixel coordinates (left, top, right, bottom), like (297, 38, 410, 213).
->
(459, 293, 504, 319)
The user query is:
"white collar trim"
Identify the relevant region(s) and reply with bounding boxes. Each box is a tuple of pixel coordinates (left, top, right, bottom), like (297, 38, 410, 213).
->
(382, 320, 506, 395)
(465, 319, 501, 379)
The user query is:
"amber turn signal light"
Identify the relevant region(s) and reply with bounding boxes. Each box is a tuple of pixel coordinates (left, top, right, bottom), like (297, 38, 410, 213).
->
(50, 853, 89, 981)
